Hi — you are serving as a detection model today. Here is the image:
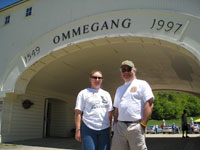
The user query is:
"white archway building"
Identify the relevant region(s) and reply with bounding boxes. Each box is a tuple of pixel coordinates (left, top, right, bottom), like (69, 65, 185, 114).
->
(0, 0, 200, 142)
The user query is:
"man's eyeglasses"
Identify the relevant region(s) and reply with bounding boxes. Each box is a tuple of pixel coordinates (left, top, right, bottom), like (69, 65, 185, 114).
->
(120, 67, 132, 73)
(90, 76, 103, 80)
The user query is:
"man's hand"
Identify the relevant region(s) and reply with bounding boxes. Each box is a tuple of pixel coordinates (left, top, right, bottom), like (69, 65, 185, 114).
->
(141, 98, 154, 125)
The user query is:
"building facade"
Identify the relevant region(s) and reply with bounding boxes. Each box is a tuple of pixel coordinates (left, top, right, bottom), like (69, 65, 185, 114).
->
(0, 0, 200, 142)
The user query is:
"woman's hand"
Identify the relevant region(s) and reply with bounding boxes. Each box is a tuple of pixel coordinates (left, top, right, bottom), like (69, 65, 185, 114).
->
(74, 109, 82, 142)
(75, 129, 81, 142)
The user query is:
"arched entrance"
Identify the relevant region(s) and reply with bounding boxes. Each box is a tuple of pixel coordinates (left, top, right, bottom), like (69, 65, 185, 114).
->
(25, 36, 200, 97)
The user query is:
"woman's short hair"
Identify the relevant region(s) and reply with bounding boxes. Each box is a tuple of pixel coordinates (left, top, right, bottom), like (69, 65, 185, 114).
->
(90, 70, 103, 77)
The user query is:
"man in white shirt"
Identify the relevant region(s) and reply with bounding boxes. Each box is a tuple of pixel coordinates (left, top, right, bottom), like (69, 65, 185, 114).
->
(111, 60, 154, 150)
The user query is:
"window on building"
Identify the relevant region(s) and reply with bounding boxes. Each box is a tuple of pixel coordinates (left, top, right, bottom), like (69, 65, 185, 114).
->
(26, 7, 32, 17)
(5, 15, 10, 25)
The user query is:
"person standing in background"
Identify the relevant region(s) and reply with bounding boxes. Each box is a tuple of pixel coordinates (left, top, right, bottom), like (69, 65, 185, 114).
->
(181, 110, 189, 138)
(163, 119, 165, 126)
(190, 117, 194, 133)
(155, 124, 158, 134)
(172, 122, 176, 134)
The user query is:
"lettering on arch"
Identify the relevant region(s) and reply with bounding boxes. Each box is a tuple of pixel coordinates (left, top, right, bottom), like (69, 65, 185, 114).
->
(53, 18, 132, 44)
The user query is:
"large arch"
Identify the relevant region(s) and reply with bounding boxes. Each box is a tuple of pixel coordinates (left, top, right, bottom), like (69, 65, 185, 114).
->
(1, 9, 200, 97)
(16, 36, 200, 98)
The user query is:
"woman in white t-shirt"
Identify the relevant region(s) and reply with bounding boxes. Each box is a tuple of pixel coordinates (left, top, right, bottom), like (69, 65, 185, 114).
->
(75, 70, 113, 150)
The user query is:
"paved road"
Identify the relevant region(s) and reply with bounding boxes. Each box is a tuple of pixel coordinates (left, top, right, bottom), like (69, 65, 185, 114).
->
(0, 137, 81, 150)
(146, 134, 200, 150)
(0, 134, 200, 150)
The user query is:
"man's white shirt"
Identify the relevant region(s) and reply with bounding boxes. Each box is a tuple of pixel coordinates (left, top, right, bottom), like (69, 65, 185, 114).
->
(114, 79, 154, 121)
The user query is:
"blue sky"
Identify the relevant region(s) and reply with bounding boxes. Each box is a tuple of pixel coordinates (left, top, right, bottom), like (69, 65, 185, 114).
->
(0, 0, 22, 9)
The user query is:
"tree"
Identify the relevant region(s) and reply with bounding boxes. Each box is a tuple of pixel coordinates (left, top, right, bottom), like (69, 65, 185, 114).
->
(151, 91, 200, 120)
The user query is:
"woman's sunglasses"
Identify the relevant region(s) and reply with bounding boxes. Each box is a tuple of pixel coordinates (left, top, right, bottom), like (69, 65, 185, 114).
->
(90, 76, 103, 80)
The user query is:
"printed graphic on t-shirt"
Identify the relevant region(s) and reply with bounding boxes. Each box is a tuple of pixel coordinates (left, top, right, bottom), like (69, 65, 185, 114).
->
(90, 95, 109, 110)
(130, 86, 137, 92)
(101, 96, 108, 104)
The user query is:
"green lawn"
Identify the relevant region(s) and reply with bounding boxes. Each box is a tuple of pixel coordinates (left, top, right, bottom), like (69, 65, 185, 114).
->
(148, 116, 200, 128)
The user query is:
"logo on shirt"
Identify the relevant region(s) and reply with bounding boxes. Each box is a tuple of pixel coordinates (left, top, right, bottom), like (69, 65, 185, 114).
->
(101, 96, 108, 104)
(89, 95, 109, 110)
(130, 86, 137, 92)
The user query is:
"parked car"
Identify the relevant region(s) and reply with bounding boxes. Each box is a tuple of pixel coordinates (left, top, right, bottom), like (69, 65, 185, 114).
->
(193, 124, 199, 133)
(156, 127, 163, 134)
(146, 125, 162, 134)
(163, 124, 177, 134)
(163, 125, 172, 134)
(146, 125, 156, 134)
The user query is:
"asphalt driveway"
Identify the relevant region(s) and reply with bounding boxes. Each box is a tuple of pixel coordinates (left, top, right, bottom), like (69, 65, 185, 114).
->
(1, 134, 200, 150)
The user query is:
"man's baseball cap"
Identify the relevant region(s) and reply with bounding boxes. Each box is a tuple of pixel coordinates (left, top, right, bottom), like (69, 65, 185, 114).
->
(120, 60, 135, 68)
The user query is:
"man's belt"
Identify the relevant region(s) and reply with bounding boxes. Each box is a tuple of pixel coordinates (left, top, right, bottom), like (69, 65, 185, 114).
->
(119, 120, 141, 124)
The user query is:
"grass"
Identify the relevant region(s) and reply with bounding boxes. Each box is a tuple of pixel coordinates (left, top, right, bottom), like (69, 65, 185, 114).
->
(0, 140, 17, 147)
(147, 116, 200, 128)
(0, 143, 17, 146)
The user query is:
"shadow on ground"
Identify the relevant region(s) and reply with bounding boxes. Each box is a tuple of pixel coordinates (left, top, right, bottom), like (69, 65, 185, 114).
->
(5, 137, 82, 150)
(2, 137, 200, 150)
(146, 137, 200, 150)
